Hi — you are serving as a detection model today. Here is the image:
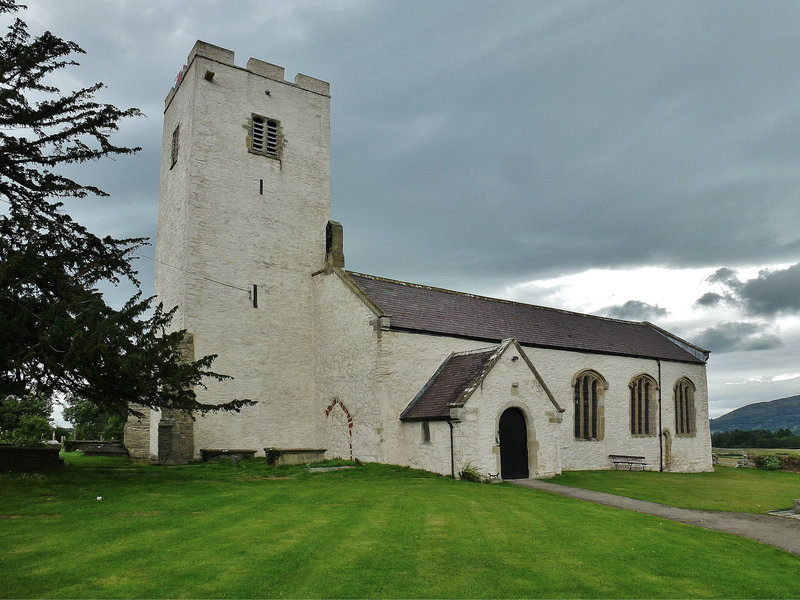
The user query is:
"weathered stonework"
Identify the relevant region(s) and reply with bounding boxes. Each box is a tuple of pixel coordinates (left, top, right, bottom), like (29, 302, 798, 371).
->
(123, 403, 151, 460)
(140, 41, 713, 478)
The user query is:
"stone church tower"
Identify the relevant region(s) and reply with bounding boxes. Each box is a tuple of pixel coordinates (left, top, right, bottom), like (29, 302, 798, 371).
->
(125, 41, 331, 462)
(125, 41, 711, 476)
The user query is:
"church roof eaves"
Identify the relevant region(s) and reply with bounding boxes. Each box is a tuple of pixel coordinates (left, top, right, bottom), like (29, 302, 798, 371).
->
(345, 271, 705, 365)
(400, 344, 501, 421)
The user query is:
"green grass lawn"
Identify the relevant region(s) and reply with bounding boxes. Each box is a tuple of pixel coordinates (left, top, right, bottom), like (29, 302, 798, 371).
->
(550, 466, 800, 513)
(1, 455, 799, 598)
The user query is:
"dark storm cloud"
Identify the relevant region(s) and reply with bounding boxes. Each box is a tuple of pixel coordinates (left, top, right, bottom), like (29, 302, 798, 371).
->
(326, 1, 800, 286)
(599, 300, 668, 321)
(12, 0, 800, 416)
(694, 292, 727, 308)
(739, 263, 800, 316)
(17, 0, 800, 292)
(693, 321, 783, 353)
(697, 263, 800, 316)
(706, 268, 742, 288)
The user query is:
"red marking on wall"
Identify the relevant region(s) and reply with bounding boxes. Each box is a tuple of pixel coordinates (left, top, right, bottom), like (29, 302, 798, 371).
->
(324, 398, 353, 460)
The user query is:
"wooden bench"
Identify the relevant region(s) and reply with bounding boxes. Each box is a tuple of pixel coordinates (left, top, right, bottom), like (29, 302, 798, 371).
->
(200, 449, 257, 463)
(609, 454, 647, 470)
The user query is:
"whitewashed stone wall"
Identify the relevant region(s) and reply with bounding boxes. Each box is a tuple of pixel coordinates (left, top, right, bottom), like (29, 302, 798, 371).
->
(313, 271, 711, 476)
(147, 42, 331, 458)
(660, 360, 712, 472)
(402, 420, 452, 475)
(312, 271, 381, 461)
(141, 42, 712, 474)
(399, 345, 564, 479)
(524, 346, 712, 473)
(450, 347, 563, 478)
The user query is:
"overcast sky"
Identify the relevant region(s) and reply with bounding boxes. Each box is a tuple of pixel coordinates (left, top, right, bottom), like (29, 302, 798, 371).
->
(8, 0, 800, 419)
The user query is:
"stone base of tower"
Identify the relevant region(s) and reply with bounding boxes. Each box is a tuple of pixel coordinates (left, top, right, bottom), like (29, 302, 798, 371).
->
(124, 404, 152, 460)
(123, 406, 196, 464)
(124, 334, 198, 463)
(156, 409, 195, 464)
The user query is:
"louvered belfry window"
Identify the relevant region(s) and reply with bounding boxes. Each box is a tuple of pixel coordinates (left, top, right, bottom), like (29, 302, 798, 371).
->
(251, 116, 280, 157)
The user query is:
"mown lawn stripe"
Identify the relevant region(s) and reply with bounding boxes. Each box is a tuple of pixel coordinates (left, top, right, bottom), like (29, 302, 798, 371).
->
(2, 457, 799, 598)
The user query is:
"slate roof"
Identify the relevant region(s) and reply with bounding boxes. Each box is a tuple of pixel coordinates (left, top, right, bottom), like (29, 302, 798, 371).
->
(346, 271, 707, 364)
(400, 345, 502, 421)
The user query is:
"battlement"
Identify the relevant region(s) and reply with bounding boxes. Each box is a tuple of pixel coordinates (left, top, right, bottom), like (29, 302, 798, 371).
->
(165, 40, 330, 108)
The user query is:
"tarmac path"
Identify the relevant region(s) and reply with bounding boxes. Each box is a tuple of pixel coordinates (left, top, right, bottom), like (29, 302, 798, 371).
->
(513, 478, 800, 557)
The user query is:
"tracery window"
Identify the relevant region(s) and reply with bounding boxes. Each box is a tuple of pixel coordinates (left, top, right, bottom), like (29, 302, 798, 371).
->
(250, 115, 280, 157)
(573, 370, 606, 440)
(629, 374, 657, 436)
(674, 378, 696, 436)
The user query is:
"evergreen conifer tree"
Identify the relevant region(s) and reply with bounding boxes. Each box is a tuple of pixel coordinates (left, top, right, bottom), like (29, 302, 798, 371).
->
(0, 1, 252, 417)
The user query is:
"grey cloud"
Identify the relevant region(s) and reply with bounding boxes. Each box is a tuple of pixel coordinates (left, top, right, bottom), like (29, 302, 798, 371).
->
(693, 321, 783, 353)
(599, 300, 668, 321)
(739, 263, 800, 316)
(706, 268, 741, 288)
(698, 262, 800, 316)
(19, 0, 800, 288)
(694, 292, 727, 308)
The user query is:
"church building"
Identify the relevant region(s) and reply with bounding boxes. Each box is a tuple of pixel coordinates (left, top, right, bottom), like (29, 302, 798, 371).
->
(124, 42, 713, 477)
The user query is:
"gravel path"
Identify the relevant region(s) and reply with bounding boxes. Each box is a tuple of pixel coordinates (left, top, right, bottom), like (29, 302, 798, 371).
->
(513, 478, 800, 556)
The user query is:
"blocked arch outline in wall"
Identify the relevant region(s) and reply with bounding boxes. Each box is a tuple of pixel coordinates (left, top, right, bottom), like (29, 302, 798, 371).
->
(571, 369, 608, 441)
(324, 397, 353, 460)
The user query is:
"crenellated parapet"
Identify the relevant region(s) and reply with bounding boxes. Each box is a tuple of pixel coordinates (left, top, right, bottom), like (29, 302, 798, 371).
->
(165, 40, 330, 109)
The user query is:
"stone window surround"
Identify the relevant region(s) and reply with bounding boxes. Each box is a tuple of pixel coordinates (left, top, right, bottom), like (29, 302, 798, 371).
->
(170, 124, 179, 169)
(674, 377, 697, 437)
(572, 369, 607, 441)
(421, 421, 431, 444)
(248, 114, 281, 159)
(629, 373, 658, 437)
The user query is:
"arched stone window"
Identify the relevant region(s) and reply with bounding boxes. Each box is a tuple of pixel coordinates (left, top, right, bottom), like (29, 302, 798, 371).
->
(572, 370, 606, 441)
(674, 378, 696, 436)
(629, 374, 658, 436)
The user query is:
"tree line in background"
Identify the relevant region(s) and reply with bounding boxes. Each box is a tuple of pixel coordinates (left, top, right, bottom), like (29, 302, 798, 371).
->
(0, 394, 124, 445)
(712, 428, 800, 449)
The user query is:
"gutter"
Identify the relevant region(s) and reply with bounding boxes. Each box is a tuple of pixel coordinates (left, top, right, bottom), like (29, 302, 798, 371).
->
(658, 359, 663, 472)
(448, 420, 455, 478)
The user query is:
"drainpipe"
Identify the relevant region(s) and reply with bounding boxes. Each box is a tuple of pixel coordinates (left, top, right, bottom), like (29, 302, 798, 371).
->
(448, 419, 455, 478)
(657, 359, 663, 472)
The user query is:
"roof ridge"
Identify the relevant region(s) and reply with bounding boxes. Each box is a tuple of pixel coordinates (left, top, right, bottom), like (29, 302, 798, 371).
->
(451, 343, 502, 357)
(346, 270, 647, 327)
(643, 321, 710, 355)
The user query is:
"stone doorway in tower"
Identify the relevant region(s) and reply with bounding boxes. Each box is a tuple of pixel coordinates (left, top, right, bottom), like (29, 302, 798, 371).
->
(499, 407, 529, 479)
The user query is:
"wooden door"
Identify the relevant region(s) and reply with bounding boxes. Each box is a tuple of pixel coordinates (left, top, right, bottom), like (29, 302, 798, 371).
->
(499, 408, 529, 479)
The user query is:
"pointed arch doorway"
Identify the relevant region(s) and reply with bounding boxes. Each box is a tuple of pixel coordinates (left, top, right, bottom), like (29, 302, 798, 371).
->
(499, 407, 529, 479)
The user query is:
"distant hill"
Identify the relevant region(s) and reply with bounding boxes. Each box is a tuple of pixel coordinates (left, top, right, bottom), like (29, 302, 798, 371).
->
(710, 395, 800, 434)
